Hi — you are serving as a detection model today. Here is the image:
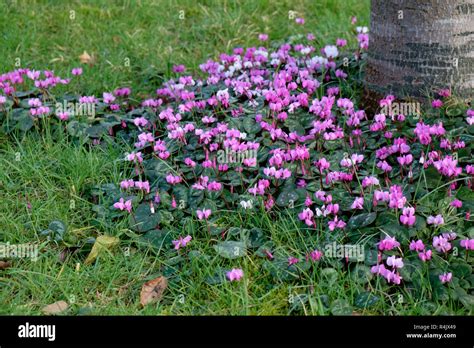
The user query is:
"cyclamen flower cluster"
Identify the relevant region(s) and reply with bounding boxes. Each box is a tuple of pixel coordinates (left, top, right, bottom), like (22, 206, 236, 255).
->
(372, 236, 403, 284)
(1, 20, 472, 293)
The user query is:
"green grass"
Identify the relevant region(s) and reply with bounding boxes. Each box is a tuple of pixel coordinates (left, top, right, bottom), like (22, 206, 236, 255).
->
(0, 0, 369, 95)
(3, 0, 462, 316)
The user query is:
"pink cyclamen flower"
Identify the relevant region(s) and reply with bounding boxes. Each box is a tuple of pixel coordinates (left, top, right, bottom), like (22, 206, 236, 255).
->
(336, 38, 347, 47)
(460, 239, 474, 250)
(385, 270, 403, 285)
(438, 88, 451, 97)
(71, 67, 83, 76)
(120, 179, 135, 189)
(103, 92, 116, 104)
(351, 197, 364, 210)
(172, 64, 185, 73)
(386, 255, 404, 269)
(308, 249, 323, 261)
(133, 117, 148, 127)
(427, 214, 444, 226)
(439, 272, 452, 284)
(166, 174, 182, 185)
(378, 236, 400, 251)
(172, 235, 192, 250)
(295, 17, 305, 25)
(432, 99, 443, 108)
(450, 199, 462, 208)
(328, 216, 346, 231)
(288, 257, 299, 266)
(397, 154, 413, 166)
(362, 176, 380, 188)
(400, 207, 416, 226)
(196, 209, 212, 220)
(433, 156, 462, 177)
(433, 235, 452, 253)
(226, 268, 244, 281)
(28, 98, 42, 107)
(298, 208, 314, 226)
(57, 112, 70, 121)
(113, 198, 132, 213)
(418, 250, 432, 262)
(258, 34, 268, 41)
(409, 239, 425, 251)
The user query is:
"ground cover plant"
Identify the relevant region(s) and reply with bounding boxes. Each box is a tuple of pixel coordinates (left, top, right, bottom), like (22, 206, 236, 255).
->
(0, 0, 472, 315)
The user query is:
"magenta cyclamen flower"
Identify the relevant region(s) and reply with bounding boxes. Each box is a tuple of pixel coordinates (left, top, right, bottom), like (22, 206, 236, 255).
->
(418, 250, 432, 262)
(166, 174, 182, 185)
(172, 64, 185, 73)
(460, 239, 474, 250)
(439, 272, 452, 284)
(298, 208, 314, 226)
(336, 38, 347, 47)
(433, 156, 462, 177)
(397, 154, 413, 166)
(295, 17, 305, 25)
(450, 199, 462, 208)
(328, 216, 346, 231)
(351, 197, 364, 210)
(288, 257, 299, 266)
(362, 176, 379, 188)
(196, 209, 212, 220)
(226, 268, 244, 281)
(431, 99, 443, 108)
(438, 88, 451, 97)
(388, 185, 406, 209)
(113, 198, 132, 213)
(71, 67, 83, 76)
(378, 236, 400, 251)
(433, 235, 452, 253)
(400, 207, 416, 226)
(172, 235, 192, 250)
(409, 239, 424, 251)
(371, 264, 402, 284)
(308, 249, 323, 261)
(427, 214, 444, 226)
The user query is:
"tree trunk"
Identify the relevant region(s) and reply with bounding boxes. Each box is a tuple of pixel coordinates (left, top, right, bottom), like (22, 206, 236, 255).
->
(364, 0, 474, 110)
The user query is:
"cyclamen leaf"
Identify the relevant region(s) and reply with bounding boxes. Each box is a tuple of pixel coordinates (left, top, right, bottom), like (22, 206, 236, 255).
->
(214, 241, 246, 259)
(347, 212, 377, 229)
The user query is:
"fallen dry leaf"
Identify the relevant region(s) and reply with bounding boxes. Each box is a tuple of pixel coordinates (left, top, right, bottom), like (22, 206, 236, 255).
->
(84, 235, 119, 265)
(0, 261, 11, 270)
(140, 276, 168, 307)
(42, 301, 69, 315)
(79, 51, 94, 64)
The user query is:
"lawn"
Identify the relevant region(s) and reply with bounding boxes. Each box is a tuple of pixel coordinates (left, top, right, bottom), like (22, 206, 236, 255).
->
(1, 0, 472, 316)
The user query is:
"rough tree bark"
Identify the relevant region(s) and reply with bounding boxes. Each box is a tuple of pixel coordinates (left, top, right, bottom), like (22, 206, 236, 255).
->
(364, 0, 474, 110)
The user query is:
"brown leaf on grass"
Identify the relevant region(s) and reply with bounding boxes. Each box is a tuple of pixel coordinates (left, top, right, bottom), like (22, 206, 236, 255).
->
(79, 51, 95, 65)
(0, 261, 11, 270)
(42, 301, 69, 315)
(84, 235, 119, 265)
(140, 276, 168, 307)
